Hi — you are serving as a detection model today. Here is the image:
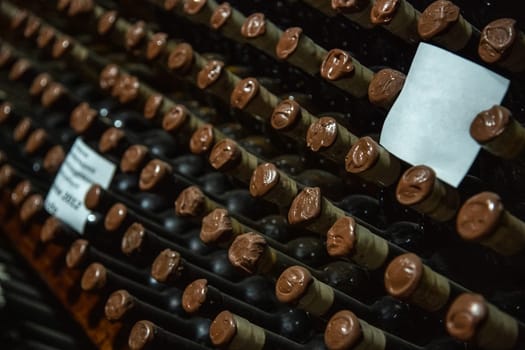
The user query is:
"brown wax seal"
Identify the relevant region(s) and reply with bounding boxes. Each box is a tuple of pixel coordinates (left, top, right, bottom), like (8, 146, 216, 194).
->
(200, 209, 233, 244)
(189, 124, 214, 154)
(396, 165, 436, 206)
(66, 239, 89, 269)
(230, 78, 260, 110)
(68, 0, 94, 16)
(456, 192, 503, 242)
(13, 118, 32, 142)
(112, 74, 140, 104)
(249, 163, 280, 197)
(326, 216, 357, 257)
(24, 16, 41, 38)
(146, 32, 168, 60)
(70, 102, 97, 134)
(143, 94, 163, 119)
(276, 27, 303, 60)
(20, 194, 44, 222)
(209, 139, 241, 171)
(11, 9, 28, 29)
(0, 165, 14, 188)
(85, 184, 102, 210)
(0, 102, 12, 124)
(30, 73, 52, 97)
(184, 0, 206, 14)
(44, 145, 65, 173)
(25, 129, 47, 154)
(167, 43, 194, 73)
(288, 187, 322, 225)
(81, 262, 107, 291)
(9, 59, 31, 81)
(122, 223, 146, 255)
(345, 136, 380, 174)
(470, 105, 511, 143)
(105, 290, 135, 321)
(41, 82, 65, 108)
(57, 0, 71, 11)
(384, 253, 423, 299)
(129, 320, 155, 350)
(11, 180, 32, 206)
(306, 116, 338, 152)
(241, 13, 266, 38)
(332, 0, 370, 13)
(37, 26, 55, 49)
(126, 21, 146, 50)
(162, 105, 188, 132)
(210, 310, 237, 347)
(197, 60, 225, 89)
(182, 278, 208, 314)
(320, 49, 354, 81)
(370, 0, 400, 24)
(139, 159, 172, 191)
(276, 266, 313, 304)
(175, 186, 205, 217)
(271, 99, 301, 131)
(52, 36, 72, 59)
(324, 310, 362, 350)
(121, 145, 149, 173)
(368, 69, 406, 109)
(0, 46, 12, 68)
(99, 127, 125, 153)
(446, 293, 488, 342)
(100, 64, 120, 91)
(228, 233, 267, 274)
(104, 203, 128, 231)
(418, 0, 460, 40)
(98, 10, 118, 35)
(41, 216, 63, 243)
(210, 2, 232, 30)
(151, 249, 182, 282)
(164, 0, 180, 10)
(479, 19, 517, 64)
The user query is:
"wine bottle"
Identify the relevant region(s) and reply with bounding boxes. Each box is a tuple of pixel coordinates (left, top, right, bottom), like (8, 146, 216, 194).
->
(209, 310, 326, 350)
(65, 238, 164, 290)
(120, 222, 213, 264)
(446, 293, 525, 350)
(456, 191, 525, 256)
(367, 68, 406, 110)
(149, 248, 282, 310)
(200, 208, 327, 266)
(128, 320, 208, 350)
(275, 265, 429, 344)
(324, 310, 464, 350)
(470, 105, 525, 160)
(228, 232, 371, 298)
(370, 0, 421, 44)
(418, 0, 480, 58)
(478, 18, 525, 73)
(104, 289, 211, 346)
(181, 278, 315, 343)
(384, 253, 469, 315)
(396, 165, 459, 222)
(287, 186, 384, 235)
(79, 262, 184, 314)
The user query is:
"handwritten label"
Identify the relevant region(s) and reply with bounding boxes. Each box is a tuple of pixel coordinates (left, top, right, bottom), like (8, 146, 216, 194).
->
(380, 43, 509, 187)
(45, 138, 116, 233)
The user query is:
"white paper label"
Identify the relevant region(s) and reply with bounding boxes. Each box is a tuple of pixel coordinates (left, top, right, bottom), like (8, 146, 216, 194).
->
(380, 43, 509, 187)
(44, 138, 116, 233)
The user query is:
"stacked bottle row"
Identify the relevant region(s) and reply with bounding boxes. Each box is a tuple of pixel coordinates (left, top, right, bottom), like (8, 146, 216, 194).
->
(0, 235, 95, 350)
(0, 0, 524, 349)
